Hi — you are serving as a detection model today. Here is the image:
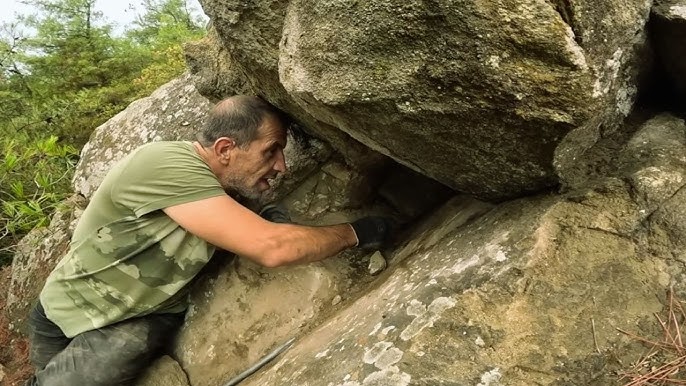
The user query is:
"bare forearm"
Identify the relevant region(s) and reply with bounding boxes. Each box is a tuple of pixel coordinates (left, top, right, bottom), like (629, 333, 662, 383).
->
(259, 223, 358, 267)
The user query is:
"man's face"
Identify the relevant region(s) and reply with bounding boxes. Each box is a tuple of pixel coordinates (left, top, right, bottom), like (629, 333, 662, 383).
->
(223, 117, 287, 199)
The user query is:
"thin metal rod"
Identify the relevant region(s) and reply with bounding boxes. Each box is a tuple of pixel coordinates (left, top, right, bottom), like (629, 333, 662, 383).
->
(223, 337, 296, 386)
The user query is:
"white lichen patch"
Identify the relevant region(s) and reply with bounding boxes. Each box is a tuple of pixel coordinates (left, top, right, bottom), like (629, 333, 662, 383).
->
(363, 342, 394, 365)
(337, 365, 411, 386)
(362, 367, 411, 385)
(592, 49, 624, 98)
(563, 26, 588, 70)
(669, 5, 686, 19)
(486, 55, 500, 68)
(616, 83, 636, 116)
(444, 254, 480, 277)
(377, 347, 404, 370)
(633, 166, 684, 189)
(369, 322, 382, 336)
(444, 239, 508, 272)
(348, 342, 411, 386)
(400, 297, 457, 341)
(477, 368, 502, 386)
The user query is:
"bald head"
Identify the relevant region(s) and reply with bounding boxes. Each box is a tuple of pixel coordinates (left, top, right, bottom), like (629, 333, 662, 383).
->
(199, 95, 290, 148)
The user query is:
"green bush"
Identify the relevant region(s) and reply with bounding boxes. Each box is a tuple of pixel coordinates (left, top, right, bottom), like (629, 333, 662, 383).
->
(0, 0, 206, 266)
(0, 133, 78, 265)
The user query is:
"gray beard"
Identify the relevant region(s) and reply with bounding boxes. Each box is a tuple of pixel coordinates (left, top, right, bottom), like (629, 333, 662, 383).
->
(225, 176, 261, 200)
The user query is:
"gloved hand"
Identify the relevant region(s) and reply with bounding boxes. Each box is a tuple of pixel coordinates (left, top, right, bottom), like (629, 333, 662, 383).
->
(350, 216, 394, 250)
(259, 204, 291, 223)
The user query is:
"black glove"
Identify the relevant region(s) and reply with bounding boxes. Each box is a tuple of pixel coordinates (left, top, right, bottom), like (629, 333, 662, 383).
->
(259, 204, 291, 223)
(350, 216, 393, 249)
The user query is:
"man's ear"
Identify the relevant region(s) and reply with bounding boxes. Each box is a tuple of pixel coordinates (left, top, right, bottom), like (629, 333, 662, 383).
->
(213, 137, 237, 164)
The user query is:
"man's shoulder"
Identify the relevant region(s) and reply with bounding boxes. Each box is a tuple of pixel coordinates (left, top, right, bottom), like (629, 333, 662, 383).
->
(124, 141, 198, 168)
(136, 140, 193, 154)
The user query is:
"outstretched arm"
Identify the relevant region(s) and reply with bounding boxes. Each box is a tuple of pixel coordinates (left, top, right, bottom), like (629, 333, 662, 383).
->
(163, 195, 359, 267)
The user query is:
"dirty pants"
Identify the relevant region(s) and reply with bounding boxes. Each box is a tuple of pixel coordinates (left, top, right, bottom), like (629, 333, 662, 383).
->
(25, 301, 185, 386)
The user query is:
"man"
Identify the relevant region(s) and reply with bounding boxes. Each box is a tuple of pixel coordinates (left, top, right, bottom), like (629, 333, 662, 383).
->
(25, 95, 391, 386)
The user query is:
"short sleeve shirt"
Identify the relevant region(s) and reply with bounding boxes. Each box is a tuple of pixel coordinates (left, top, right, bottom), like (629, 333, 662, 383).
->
(40, 141, 226, 338)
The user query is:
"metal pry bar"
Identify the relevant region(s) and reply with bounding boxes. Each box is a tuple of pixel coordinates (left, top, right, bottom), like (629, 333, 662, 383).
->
(222, 337, 296, 386)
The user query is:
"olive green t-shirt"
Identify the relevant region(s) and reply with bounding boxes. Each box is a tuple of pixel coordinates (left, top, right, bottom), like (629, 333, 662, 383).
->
(40, 141, 225, 338)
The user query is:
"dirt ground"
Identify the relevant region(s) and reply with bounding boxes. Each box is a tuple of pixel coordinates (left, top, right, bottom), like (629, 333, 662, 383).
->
(0, 266, 32, 386)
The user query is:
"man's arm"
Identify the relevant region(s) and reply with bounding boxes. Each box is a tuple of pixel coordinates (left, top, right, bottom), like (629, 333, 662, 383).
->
(163, 195, 358, 267)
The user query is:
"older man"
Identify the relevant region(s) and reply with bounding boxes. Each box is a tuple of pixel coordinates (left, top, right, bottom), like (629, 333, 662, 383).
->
(25, 95, 391, 386)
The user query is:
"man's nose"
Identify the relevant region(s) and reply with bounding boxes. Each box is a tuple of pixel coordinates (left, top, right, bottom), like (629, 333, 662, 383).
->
(274, 150, 286, 173)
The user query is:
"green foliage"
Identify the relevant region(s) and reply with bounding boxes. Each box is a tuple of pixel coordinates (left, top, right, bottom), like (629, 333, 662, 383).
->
(127, 0, 206, 96)
(0, 132, 78, 265)
(0, 0, 206, 265)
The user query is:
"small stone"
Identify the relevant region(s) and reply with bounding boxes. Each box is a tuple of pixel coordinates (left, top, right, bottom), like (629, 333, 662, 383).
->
(332, 295, 342, 306)
(368, 251, 387, 275)
(136, 355, 190, 386)
(0, 363, 5, 383)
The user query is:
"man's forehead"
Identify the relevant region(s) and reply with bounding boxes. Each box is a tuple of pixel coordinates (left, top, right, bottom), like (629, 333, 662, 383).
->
(258, 117, 288, 145)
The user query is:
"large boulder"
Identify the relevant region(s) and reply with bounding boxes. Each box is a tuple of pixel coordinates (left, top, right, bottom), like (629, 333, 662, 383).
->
(183, 26, 251, 103)
(231, 113, 686, 385)
(194, 0, 652, 200)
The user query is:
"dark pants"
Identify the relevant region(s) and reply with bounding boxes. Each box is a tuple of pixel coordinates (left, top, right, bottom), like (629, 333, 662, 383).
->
(25, 302, 185, 386)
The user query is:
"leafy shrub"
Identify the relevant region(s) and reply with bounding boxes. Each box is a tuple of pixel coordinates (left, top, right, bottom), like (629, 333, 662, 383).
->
(0, 133, 78, 265)
(0, 0, 206, 266)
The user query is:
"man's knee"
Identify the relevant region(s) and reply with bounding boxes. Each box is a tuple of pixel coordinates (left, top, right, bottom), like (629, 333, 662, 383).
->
(35, 371, 100, 386)
(27, 302, 70, 370)
(30, 313, 184, 385)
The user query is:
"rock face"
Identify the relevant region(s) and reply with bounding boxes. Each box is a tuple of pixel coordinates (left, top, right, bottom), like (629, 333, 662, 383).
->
(651, 0, 686, 100)
(72, 72, 213, 199)
(175, 254, 361, 385)
(184, 27, 251, 103)
(194, 0, 652, 200)
(235, 114, 685, 386)
(5, 195, 86, 333)
(136, 356, 190, 386)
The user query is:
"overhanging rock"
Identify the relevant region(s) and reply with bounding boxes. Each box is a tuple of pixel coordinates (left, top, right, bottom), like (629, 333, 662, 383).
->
(195, 0, 653, 200)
